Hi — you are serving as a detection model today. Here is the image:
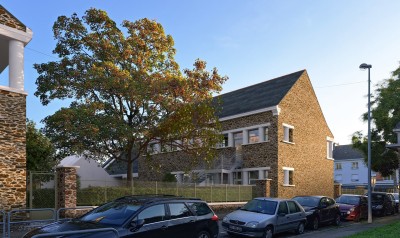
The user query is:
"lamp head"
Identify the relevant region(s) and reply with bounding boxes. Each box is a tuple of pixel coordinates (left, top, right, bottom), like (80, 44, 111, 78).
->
(359, 63, 372, 70)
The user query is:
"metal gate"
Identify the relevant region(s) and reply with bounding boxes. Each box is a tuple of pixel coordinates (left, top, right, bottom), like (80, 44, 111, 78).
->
(28, 172, 56, 209)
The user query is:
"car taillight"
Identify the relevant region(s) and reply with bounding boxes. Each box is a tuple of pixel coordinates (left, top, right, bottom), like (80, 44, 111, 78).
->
(211, 214, 219, 221)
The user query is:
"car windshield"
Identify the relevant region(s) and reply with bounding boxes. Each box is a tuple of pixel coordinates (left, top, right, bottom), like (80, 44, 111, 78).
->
(293, 196, 320, 207)
(79, 201, 142, 226)
(336, 196, 360, 205)
(241, 199, 277, 215)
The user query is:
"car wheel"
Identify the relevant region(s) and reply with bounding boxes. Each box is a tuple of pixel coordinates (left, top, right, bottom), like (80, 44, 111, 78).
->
(295, 222, 305, 235)
(262, 226, 273, 238)
(196, 230, 211, 238)
(311, 217, 319, 230)
(333, 214, 341, 226)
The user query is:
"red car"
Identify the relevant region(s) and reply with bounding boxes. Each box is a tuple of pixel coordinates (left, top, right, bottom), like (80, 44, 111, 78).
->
(335, 194, 368, 222)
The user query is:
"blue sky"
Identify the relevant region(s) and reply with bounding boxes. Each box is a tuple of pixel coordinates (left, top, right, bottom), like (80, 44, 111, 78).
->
(1, 0, 400, 145)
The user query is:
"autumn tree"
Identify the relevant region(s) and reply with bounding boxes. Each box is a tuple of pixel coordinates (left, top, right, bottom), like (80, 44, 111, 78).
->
(34, 8, 227, 183)
(352, 64, 400, 178)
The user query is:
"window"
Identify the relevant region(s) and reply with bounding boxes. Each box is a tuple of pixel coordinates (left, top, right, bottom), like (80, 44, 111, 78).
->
(248, 129, 259, 143)
(168, 203, 191, 219)
(137, 204, 166, 224)
(327, 140, 333, 158)
(233, 132, 243, 147)
(287, 201, 301, 213)
(248, 171, 259, 185)
(283, 124, 294, 143)
(278, 202, 288, 215)
(264, 127, 269, 142)
(335, 163, 342, 170)
(283, 167, 294, 186)
(233, 172, 242, 185)
(335, 174, 342, 182)
(188, 202, 212, 216)
(351, 174, 359, 182)
(147, 143, 158, 154)
(351, 162, 359, 170)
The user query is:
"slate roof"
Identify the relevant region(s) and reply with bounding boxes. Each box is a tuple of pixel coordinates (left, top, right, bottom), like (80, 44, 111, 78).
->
(214, 70, 305, 118)
(333, 144, 365, 161)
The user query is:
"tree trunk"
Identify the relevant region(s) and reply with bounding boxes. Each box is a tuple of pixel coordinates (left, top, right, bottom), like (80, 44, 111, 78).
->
(126, 158, 133, 187)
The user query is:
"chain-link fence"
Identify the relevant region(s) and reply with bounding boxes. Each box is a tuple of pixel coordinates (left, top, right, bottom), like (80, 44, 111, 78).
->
(27, 172, 56, 209)
(77, 180, 254, 206)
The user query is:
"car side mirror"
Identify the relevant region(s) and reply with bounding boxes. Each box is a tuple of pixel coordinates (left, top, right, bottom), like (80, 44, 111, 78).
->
(130, 219, 145, 231)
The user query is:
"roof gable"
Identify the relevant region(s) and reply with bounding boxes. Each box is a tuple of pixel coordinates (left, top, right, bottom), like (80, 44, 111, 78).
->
(0, 5, 26, 31)
(333, 145, 365, 161)
(214, 70, 305, 118)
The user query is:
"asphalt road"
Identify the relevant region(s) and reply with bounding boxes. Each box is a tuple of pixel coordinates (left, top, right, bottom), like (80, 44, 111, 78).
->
(218, 213, 400, 238)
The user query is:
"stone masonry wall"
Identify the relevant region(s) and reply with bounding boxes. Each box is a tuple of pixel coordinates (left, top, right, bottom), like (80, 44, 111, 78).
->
(0, 89, 27, 210)
(277, 71, 334, 198)
(0, 5, 26, 31)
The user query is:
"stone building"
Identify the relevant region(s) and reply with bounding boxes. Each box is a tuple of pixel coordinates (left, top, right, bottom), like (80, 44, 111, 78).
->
(0, 5, 33, 210)
(138, 70, 335, 198)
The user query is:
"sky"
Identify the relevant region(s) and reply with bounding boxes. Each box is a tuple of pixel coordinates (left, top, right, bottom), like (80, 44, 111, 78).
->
(1, 0, 400, 145)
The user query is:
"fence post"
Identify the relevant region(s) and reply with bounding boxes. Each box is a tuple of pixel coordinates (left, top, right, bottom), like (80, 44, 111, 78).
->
(225, 184, 228, 202)
(29, 172, 33, 209)
(195, 183, 197, 198)
(239, 185, 241, 202)
(176, 182, 178, 196)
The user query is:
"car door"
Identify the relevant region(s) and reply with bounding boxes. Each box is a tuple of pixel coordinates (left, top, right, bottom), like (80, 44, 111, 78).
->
(166, 202, 196, 238)
(286, 201, 304, 230)
(125, 204, 170, 238)
(326, 197, 338, 222)
(276, 201, 290, 233)
(318, 197, 330, 223)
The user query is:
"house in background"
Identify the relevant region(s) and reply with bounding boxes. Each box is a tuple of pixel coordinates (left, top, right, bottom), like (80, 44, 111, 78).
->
(138, 70, 335, 198)
(333, 144, 399, 191)
(45, 155, 122, 188)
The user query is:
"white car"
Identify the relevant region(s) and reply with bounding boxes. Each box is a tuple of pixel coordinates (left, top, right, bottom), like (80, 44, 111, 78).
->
(222, 197, 307, 238)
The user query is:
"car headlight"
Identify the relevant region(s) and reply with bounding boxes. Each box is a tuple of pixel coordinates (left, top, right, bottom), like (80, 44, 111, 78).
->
(246, 221, 259, 228)
(349, 207, 355, 212)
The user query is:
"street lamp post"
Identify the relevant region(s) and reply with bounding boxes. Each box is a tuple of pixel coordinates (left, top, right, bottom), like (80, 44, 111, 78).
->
(359, 63, 372, 223)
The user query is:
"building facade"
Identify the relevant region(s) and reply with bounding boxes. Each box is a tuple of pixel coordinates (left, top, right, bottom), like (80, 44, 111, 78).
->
(0, 5, 32, 210)
(138, 70, 335, 198)
(333, 144, 399, 191)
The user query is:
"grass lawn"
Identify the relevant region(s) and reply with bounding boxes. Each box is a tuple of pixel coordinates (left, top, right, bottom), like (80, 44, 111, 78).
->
(347, 221, 400, 238)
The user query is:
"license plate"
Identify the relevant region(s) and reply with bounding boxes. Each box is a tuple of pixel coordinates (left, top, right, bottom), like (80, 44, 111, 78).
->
(229, 225, 242, 231)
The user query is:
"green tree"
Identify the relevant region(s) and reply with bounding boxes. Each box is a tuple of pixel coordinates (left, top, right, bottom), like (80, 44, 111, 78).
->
(26, 119, 58, 172)
(34, 8, 227, 183)
(352, 64, 400, 177)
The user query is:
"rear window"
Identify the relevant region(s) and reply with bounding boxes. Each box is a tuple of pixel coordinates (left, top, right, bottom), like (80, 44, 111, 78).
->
(188, 202, 213, 216)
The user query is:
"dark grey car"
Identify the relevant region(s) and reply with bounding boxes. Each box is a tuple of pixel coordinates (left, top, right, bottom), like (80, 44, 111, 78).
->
(221, 198, 306, 238)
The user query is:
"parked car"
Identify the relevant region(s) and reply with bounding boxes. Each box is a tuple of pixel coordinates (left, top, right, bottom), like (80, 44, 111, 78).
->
(371, 192, 395, 216)
(222, 197, 306, 238)
(335, 194, 368, 222)
(23, 195, 219, 238)
(387, 193, 399, 213)
(292, 196, 341, 230)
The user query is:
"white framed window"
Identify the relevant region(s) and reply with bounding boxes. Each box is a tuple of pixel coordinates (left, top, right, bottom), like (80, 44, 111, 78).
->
(263, 127, 269, 142)
(351, 174, 359, 182)
(283, 124, 294, 143)
(233, 132, 243, 147)
(327, 138, 334, 159)
(248, 171, 259, 185)
(233, 171, 242, 185)
(248, 129, 259, 144)
(283, 167, 294, 186)
(335, 163, 342, 170)
(351, 162, 359, 170)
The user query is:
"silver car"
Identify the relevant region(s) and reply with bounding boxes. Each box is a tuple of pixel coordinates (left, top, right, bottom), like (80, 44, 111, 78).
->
(222, 197, 306, 238)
